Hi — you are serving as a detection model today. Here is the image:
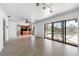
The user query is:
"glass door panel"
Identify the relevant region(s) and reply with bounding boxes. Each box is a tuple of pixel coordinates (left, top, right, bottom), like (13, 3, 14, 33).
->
(53, 22, 63, 41)
(66, 20, 78, 45)
(45, 24, 52, 39)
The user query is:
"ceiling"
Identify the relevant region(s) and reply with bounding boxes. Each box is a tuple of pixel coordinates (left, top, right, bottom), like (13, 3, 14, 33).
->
(0, 3, 79, 23)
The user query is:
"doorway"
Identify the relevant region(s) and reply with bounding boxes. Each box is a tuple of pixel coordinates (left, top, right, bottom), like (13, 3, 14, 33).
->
(17, 25, 32, 36)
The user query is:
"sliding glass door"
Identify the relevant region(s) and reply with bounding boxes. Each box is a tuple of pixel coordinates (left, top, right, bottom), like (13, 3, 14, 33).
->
(44, 23, 52, 39)
(53, 21, 64, 41)
(44, 18, 78, 46)
(66, 19, 78, 45)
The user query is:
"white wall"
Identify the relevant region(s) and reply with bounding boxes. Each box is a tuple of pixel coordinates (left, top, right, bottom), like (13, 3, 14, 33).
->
(0, 8, 3, 52)
(8, 21, 17, 39)
(4, 15, 8, 41)
(0, 7, 8, 52)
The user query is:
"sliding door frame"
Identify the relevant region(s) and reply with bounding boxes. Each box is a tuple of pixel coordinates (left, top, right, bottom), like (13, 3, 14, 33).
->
(64, 18, 78, 47)
(44, 18, 78, 47)
(52, 21, 65, 43)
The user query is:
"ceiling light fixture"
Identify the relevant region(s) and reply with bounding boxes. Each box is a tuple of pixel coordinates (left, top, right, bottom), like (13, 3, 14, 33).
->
(43, 6, 46, 10)
(36, 3, 53, 13)
(26, 19, 29, 23)
(25, 19, 31, 24)
(42, 3, 53, 13)
(49, 10, 53, 13)
(42, 3, 52, 9)
(36, 3, 39, 6)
